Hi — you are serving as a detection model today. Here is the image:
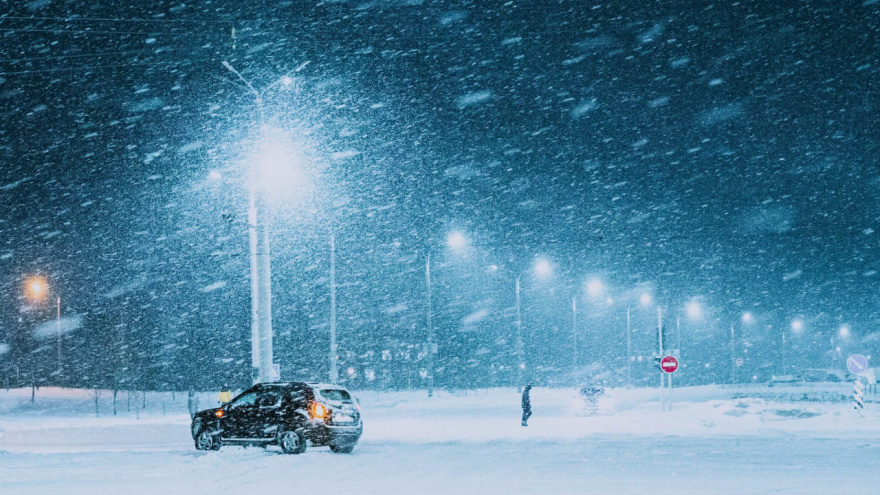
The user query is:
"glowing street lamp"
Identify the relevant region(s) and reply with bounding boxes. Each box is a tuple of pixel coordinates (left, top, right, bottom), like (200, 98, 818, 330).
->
(24, 276, 64, 380)
(686, 301, 703, 320)
(791, 319, 804, 332)
(25, 276, 48, 302)
(222, 61, 301, 384)
(839, 325, 851, 338)
(446, 231, 467, 251)
(533, 258, 553, 278)
(586, 278, 604, 299)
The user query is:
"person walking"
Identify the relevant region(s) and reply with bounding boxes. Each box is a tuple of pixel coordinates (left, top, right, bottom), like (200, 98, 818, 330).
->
(521, 385, 532, 426)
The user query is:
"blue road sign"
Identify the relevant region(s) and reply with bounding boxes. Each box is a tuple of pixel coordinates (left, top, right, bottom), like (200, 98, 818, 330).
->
(847, 354, 869, 375)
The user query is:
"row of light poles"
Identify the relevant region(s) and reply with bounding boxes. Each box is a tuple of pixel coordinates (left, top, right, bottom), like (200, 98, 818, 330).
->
(215, 61, 864, 392)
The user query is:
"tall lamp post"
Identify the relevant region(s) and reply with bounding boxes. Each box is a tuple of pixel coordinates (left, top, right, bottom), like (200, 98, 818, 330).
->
(425, 253, 434, 397)
(222, 61, 296, 384)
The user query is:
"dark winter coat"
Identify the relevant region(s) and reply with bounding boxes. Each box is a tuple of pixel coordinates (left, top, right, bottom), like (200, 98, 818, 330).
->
(521, 387, 531, 411)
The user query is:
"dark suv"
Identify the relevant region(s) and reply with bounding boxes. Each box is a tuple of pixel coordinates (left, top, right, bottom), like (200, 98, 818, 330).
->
(191, 382, 362, 454)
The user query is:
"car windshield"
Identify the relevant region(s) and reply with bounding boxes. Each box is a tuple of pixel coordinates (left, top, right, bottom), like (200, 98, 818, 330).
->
(318, 389, 351, 402)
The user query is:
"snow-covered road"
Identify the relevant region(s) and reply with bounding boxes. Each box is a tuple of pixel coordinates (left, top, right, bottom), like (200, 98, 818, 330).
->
(2, 386, 880, 494)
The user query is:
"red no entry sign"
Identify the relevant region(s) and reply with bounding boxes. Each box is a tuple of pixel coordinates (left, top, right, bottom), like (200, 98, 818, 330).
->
(661, 356, 679, 373)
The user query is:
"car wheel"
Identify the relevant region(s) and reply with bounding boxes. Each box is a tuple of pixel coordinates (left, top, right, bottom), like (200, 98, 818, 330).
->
(195, 426, 219, 451)
(329, 442, 355, 454)
(278, 428, 307, 455)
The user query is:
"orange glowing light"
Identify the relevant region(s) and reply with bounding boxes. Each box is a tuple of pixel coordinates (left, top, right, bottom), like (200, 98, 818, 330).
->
(25, 276, 48, 301)
(215, 409, 224, 418)
(311, 403, 327, 419)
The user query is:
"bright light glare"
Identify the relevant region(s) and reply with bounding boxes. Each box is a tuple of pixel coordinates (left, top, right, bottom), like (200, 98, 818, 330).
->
(839, 325, 850, 338)
(255, 134, 310, 195)
(639, 293, 652, 306)
(586, 279, 604, 298)
(686, 301, 702, 320)
(742, 312, 754, 324)
(447, 231, 467, 250)
(25, 277, 48, 301)
(791, 319, 804, 332)
(533, 259, 552, 278)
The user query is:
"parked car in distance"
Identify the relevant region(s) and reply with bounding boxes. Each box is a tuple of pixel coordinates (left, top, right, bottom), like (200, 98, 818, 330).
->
(802, 369, 846, 383)
(191, 382, 362, 454)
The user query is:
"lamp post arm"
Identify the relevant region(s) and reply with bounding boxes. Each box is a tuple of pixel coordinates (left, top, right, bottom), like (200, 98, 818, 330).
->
(222, 61, 259, 97)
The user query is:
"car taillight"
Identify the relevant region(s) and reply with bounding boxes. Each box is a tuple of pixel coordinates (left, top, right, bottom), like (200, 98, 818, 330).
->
(215, 409, 224, 418)
(311, 402, 328, 419)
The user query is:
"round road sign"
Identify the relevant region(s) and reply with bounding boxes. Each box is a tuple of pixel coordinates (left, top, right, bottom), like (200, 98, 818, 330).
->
(661, 355, 679, 373)
(847, 354, 869, 375)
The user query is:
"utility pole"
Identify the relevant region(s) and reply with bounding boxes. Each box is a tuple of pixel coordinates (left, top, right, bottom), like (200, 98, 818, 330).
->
(248, 188, 261, 383)
(626, 305, 632, 388)
(730, 323, 736, 385)
(572, 296, 578, 385)
(56, 296, 62, 380)
(515, 276, 524, 393)
(426, 254, 434, 397)
(329, 231, 338, 383)
(658, 306, 665, 412)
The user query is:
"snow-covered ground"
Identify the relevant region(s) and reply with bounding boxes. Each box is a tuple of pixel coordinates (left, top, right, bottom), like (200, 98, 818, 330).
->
(2, 384, 880, 494)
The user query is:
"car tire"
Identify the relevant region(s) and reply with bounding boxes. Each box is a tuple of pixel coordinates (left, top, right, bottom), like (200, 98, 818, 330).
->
(329, 442, 355, 454)
(278, 428, 307, 455)
(195, 425, 220, 451)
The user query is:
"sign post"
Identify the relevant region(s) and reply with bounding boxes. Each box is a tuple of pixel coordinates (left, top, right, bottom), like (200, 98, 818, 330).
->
(661, 355, 678, 411)
(848, 354, 869, 414)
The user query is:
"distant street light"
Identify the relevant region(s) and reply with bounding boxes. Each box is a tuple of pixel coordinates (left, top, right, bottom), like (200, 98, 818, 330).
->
(533, 258, 553, 278)
(446, 231, 467, 251)
(23, 276, 63, 380)
(791, 319, 804, 332)
(25, 276, 47, 302)
(839, 325, 851, 338)
(586, 278, 604, 299)
(686, 301, 703, 320)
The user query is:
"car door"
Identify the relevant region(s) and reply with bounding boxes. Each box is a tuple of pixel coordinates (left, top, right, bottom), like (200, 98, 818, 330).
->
(252, 388, 284, 439)
(221, 391, 258, 440)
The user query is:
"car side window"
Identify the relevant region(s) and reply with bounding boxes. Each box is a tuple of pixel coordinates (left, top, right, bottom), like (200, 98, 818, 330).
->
(288, 387, 307, 408)
(258, 390, 282, 409)
(228, 392, 257, 410)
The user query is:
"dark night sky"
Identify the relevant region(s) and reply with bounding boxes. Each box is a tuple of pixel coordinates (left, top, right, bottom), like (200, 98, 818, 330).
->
(1, 0, 879, 389)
